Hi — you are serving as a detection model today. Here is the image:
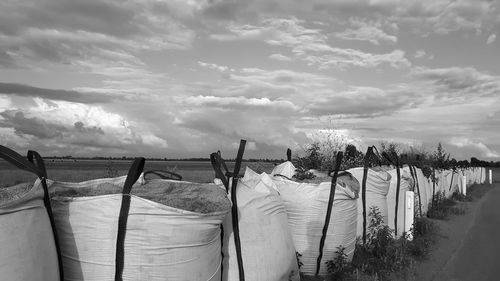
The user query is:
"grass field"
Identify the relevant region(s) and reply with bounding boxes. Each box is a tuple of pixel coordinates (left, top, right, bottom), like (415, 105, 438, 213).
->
(0, 159, 278, 187)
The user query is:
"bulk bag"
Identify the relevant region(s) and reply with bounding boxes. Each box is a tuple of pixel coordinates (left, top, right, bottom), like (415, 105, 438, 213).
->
(221, 167, 300, 281)
(386, 167, 414, 237)
(273, 173, 358, 276)
(271, 161, 297, 179)
(49, 158, 231, 281)
(348, 167, 391, 238)
(0, 147, 62, 281)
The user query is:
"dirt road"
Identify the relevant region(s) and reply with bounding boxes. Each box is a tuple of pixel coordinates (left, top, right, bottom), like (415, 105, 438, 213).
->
(437, 185, 500, 281)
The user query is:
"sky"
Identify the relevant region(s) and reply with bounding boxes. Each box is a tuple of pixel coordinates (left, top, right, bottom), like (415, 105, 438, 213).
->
(0, 0, 499, 160)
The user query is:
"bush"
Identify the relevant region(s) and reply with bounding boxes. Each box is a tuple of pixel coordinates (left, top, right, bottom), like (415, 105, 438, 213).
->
(427, 191, 465, 220)
(350, 207, 412, 278)
(326, 246, 353, 280)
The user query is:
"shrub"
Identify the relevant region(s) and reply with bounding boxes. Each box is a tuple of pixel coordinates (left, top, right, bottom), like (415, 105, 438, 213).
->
(326, 246, 353, 280)
(350, 207, 412, 278)
(427, 191, 465, 220)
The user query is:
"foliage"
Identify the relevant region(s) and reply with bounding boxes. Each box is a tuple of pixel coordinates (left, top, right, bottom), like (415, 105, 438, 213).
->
(293, 166, 316, 180)
(427, 191, 465, 220)
(326, 246, 353, 280)
(450, 190, 472, 202)
(350, 207, 412, 278)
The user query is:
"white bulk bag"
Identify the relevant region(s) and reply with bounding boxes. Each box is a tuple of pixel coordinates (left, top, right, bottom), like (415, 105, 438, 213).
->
(271, 161, 297, 179)
(0, 147, 61, 281)
(222, 167, 300, 281)
(348, 167, 391, 237)
(49, 165, 230, 281)
(386, 168, 413, 237)
(273, 175, 358, 276)
(1, 179, 61, 281)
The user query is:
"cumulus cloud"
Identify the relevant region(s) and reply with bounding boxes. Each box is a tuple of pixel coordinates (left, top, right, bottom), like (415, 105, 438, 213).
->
(334, 18, 398, 45)
(307, 86, 423, 117)
(198, 61, 231, 72)
(183, 95, 300, 112)
(411, 66, 500, 98)
(210, 17, 410, 70)
(414, 49, 426, 59)
(0, 82, 113, 104)
(269, 53, 292, 61)
(449, 137, 499, 158)
(487, 34, 496, 44)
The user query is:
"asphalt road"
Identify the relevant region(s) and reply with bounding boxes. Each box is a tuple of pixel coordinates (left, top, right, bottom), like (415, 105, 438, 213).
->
(441, 185, 500, 281)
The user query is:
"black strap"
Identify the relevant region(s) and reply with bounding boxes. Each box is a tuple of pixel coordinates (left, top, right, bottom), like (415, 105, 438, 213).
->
(315, 151, 343, 276)
(210, 153, 230, 191)
(115, 157, 145, 281)
(143, 170, 182, 181)
(431, 168, 436, 208)
(287, 148, 292, 162)
(393, 152, 401, 236)
(26, 150, 65, 281)
(448, 170, 455, 191)
(361, 147, 373, 245)
(230, 140, 246, 281)
(409, 165, 423, 217)
(273, 173, 293, 181)
(217, 150, 230, 177)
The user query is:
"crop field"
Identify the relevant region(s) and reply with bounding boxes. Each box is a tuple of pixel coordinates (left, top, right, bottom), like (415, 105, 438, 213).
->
(0, 159, 277, 187)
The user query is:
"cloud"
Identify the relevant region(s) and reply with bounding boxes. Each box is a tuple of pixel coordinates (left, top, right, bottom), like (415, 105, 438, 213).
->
(411, 66, 500, 98)
(306, 86, 423, 117)
(183, 95, 300, 112)
(269, 53, 292, 61)
(487, 33, 496, 44)
(334, 18, 398, 45)
(414, 49, 426, 59)
(198, 61, 231, 72)
(210, 17, 410, 70)
(0, 82, 113, 103)
(449, 137, 499, 158)
(0, 110, 65, 139)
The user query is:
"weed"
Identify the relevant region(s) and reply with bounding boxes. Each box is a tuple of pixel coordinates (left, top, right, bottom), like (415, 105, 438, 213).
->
(427, 191, 461, 220)
(450, 190, 472, 202)
(326, 246, 353, 280)
(350, 207, 412, 279)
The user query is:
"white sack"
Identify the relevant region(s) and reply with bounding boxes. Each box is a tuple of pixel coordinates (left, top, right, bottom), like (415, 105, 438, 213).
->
(273, 176, 358, 276)
(49, 176, 230, 281)
(271, 161, 296, 179)
(222, 168, 300, 281)
(0, 179, 60, 281)
(347, 167, 391, 237)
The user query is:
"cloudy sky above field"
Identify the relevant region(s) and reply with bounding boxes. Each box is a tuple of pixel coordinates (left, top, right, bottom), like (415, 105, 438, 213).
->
(0, 0, 499, 160)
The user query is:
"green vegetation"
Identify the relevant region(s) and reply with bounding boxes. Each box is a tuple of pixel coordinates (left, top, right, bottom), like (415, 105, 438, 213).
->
(306, 207, 439, 281)
(426, 191, 466, 220)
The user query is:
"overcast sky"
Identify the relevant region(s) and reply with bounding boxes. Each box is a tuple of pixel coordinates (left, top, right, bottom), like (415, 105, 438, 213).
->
(0, 0, 499, 160)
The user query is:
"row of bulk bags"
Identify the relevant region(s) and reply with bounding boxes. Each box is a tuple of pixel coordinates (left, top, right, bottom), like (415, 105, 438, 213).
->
(272, 162, 358, 276)
(48, 158, 232, 281)
(347, 167, 391, 238)
(0, 147, 62, 281)
(221, 167, 300, 281)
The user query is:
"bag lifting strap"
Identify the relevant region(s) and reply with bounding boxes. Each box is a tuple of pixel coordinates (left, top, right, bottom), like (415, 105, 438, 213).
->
(230, 140, 247, 281)
(210, 140, 247, 281)
(114, 157, 145, 281)
(315, 151, 343, 276)
(361, 146, 373, 245)
(381, 151, 401, 236)
(143, 169, 182, 181)
(409, 165, 423, 217)
(25, 150, 65, 281)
